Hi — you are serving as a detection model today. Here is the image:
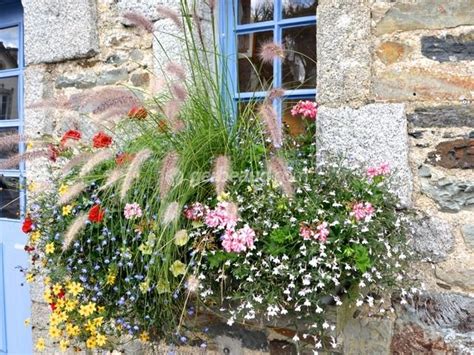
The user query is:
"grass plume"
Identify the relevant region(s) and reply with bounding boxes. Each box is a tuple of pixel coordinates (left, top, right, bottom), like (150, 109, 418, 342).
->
(59, 182, 87, 205)
(123, 12, 154, 33)
(79, 149, 114, 177)
(259, 103, 282, 149)
(120, 149, 153, 200)
(213, 155, 231, 195)
(268, 156, 294, 198)
(159, 151, 180, 199)
(62, 213, 88, 251)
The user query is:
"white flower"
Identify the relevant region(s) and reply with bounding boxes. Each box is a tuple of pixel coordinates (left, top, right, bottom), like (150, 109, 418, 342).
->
(292, 334, 300, 342)
(356, 299, 363, 307)
(227, 317, 235, 326)
(315, 305, 323, 313)
(303, 299, 311, 306)
(322, 321, 329, 329)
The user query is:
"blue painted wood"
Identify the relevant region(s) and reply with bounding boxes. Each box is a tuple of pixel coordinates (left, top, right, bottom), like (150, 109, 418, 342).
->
(0, 1, 32, 354)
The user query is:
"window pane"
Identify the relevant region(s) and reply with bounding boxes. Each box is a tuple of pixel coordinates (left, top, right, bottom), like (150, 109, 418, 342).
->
(238, 31, 274, 93)
(282, 0, 318, 19)
(0, 176, 20, 219)
(0, 26, 19, 70)
(238, 0, 273, 25)
(0, 127, 19, 169)
(282, 26, 316, 90)
(0, 76, 18, 120)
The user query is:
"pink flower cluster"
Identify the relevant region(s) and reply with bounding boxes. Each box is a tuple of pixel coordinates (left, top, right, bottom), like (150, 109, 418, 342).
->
(222, 225, 255, 253)
(204, 202, 238, 230)
(184, 202, 208, 221)
(351, 202, 375, 222)
(291, 100, 318, 120)
(124, 202, 143, 220)
(366, 162, 390, 179)
(299, 222, 330, 243)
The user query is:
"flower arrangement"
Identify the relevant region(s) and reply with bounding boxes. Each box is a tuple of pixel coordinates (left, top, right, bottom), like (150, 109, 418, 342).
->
(13, 1, 411, 352)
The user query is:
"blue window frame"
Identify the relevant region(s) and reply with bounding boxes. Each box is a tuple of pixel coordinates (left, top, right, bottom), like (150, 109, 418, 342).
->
(219, 0, 317, 125)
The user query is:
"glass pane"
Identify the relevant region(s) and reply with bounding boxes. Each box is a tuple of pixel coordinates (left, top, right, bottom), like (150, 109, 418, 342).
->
(0, 77, 18, 120)
(0, 127, 19, 169)
(283, 99, 315, 137)
(238, 31, 274, 93)
(0, 176, 20, 219)
(282, 26, 316, 90)
(238, 0, 274, 25)
(283, 0, 318, 19)
(0, 26, 19, 70)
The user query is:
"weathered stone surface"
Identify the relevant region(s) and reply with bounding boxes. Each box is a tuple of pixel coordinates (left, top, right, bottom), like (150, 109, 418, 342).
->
(23, 0, 99, 64)
(421, 32, 474, 62)
(418, 165, 432, 178)
(390, 322, 455, 354)
(207, 322, 268, 351)
(117, 0, 182, 21)
(130, 72, 150, 87)
(408, 105, 474, 128)
(462, 224, 474, 250)
(316, 0, 371, 104)
(343, 317, 393, 355)
(420, 177, 474, 212)
(373, 0, 474, 35)
(376, 41, 406, 65)
(436, 267, 474, 291)
(97, 68, 129, 85)
(374, 67, 474, 102)
(317, 103, 412, 206)
(105, 53, 127, 66)
(55, 73, 97, 89)
(268, 340, 297, 355)
(427, 138, 474, 169)
(409, 216, 455, 262)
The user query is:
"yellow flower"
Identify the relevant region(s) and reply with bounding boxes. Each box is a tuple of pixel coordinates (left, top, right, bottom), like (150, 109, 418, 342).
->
(28, 181, 37, 192)
(30, 230, 41, 244)
(138, 242, 153, 255)
(66, 281, 83, 297)
(36, 338, 46, 351)
(157, 279, 170, 294)
(26, 273, 35, 283)
(65, 299, 78, 313)
(139, 331, 150, 343)
(174, 229, 189, 246)
(79, 302, 96, 317)
(94, 316, 104, 327)
(106, 272, 116, 286)
(62, 205, 73, 216)
(26, 141, 33, 150)
(43, 289, 53, 303)
(96, 333, 107, 347)
(66, 323, 80, 337)
(49, 326, 61, 338)
(97, 306, 105, 313)
(217, 192, 230, 201)
(52, 283, 63, 296)
(59, 339, 69, 352)
(58, 184, 68, 196)
(45, 242, 55, 255)
(44, 276, 51, 285)
(24, 318, 31, 327)
(169, 260, 186, 277)
(86, 336, 97, 349)
(139, 280, 149, 294)
(85, 320, 97, 333)
(49, 313, 62, 327)
(246, 185, 253, 192)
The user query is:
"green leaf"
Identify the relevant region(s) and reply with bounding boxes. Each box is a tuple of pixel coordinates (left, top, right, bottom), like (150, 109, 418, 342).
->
(353, 246, 371, 273)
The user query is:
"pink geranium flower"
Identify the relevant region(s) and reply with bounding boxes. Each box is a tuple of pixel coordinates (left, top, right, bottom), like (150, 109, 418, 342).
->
(315, 222, 329, 242)
(124, 202, 143, 220)
(366, 162, 391, 179)
(299, 225, 313, 240)
(205, 202, 237, 230)
(184, 202, 207, 221)
(351, 202, 375, 222)
(221, 225, 256, 253)
(291, 100, 318, 120)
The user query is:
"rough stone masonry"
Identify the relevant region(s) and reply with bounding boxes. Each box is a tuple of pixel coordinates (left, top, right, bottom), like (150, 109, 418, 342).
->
(22, 0, 474, 353)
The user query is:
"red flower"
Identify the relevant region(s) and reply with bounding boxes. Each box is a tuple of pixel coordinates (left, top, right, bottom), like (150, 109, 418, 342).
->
(50, 303, 57, 311)
(92, 132, 113, 148)
(115, 152, 134, 165)
(88, 204, 105, 223)
(48, 144, 60, 162)
(22, 217, 34, 233)
(24, 245, 35, 253)
(128, 106, 148, 120)
(60, 129, 81, 146)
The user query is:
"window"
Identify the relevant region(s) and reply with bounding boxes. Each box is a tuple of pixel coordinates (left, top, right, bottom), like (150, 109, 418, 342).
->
(220, 0, 317, 133)
(0, 21, 23, 220)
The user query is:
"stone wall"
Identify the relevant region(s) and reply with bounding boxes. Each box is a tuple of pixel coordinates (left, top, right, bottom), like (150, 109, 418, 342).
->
(23, 0, 473, 353)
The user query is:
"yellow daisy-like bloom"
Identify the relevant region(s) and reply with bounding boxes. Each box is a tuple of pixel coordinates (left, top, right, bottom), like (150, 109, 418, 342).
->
(106, 273, 116, 286)
(28, 181, 37, 192)
(52, 283, 62, 296)
(66, 281, 83, 297)
(139, 280, 149, 294)
(66, 323, 80, 337)
(139, 331, 150, 343)
(36, 338, 46, 351)
(44, 276, 51, 285)
(25, 273, 35, 283)
(49, 313, 62, 327)
(94, 316, 104, 327)
(86, 337, 97, 349)
(96, 334, 107, 347)
(59, 339, 69, 352)
(78, 302, 96, 317)
(85, 320, 97, 333)
(24, 318, 31, 327)
(45, 242, 55, 255)
(217, 191, 230, 201)
(65, 299, 78, 313)
(169, 260, 186, 277)
(97, 306, 105, 313)
(58, 184, 68, 196)
(62, 205, 73, 216)
(43, 289, 53, 303)
(29, 230, 41, 244)
(49, 326, 61, 338)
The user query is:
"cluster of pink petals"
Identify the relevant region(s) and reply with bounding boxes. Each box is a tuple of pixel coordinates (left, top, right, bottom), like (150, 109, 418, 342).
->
(204, 202, 238, 230)
(290, 100, 318, 120)
(366, 162, 390, 178)
(123, 202, 143, 220)
(184, 202, 208, 221)
(222, 225, 255, 253)
(351, 202, 375, 222)
(299, 222, 330, 243)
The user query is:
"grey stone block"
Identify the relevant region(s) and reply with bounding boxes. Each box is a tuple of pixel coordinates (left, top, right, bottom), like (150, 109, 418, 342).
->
(97, 68, 129, 85)
(23, 0, 99, 64)
(317, 103, 413, 206)
(435, 267, 474, 292)
(420, 177, 474, 212)
(408, 105, 474, 128)
(409, 216, 455, 262)
(462, 224, 474, 250)
(317, 0, 371, 105)
(421, 32, 474, 63)
(343, 317, 394, 355)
